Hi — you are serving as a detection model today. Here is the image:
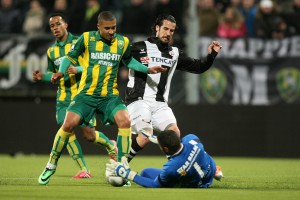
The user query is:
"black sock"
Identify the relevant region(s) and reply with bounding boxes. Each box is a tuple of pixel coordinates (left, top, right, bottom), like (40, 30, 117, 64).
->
(127, 134, 142, 162)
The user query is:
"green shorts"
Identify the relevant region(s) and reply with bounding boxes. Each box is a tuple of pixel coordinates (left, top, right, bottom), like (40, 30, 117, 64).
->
(67, 94, 127, 126)
(56, 100, 96, 127)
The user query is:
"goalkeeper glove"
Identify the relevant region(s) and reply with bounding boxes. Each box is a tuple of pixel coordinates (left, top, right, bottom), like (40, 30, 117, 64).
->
(106, 156, 137, 180)
(105, 162, 116, 179)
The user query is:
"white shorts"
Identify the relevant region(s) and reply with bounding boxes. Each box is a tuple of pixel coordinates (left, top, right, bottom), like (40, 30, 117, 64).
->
(127, 100, 177, 134)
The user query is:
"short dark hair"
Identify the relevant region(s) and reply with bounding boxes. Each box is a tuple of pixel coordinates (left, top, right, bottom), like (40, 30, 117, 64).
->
(97, 11, 116, 22)
(48, 12, 68, 23)
(157, 130, 181, 155)
(151, 14, 177, 34)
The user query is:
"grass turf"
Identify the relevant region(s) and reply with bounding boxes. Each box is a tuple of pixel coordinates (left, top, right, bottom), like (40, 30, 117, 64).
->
(0, 155, 299, 200)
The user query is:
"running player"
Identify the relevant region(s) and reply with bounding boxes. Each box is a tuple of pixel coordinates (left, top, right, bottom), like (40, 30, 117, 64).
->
(38, 11, 166, 185)
(33, 13, 118, 179)
(125, 14, 222, 162)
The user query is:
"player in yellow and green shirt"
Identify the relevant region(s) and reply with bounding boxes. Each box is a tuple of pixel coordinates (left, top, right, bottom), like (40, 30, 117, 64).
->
(33, 13, 117, 180)
(38, 11, 166, 185)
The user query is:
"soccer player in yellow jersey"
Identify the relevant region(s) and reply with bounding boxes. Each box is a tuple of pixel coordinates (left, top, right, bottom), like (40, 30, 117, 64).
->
(34, 13, 118, 180)
(38, 11, 166, 185)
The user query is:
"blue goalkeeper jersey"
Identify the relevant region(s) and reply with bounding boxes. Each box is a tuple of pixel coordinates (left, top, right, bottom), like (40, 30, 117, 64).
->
(133, 134, 216, 188)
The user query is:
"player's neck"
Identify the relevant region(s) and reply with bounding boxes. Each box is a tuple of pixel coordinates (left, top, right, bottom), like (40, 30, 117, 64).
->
(169, 144, 183, 157)
(57, 32, 68, 42)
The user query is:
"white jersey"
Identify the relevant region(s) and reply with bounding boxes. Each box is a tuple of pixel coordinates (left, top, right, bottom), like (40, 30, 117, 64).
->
(125, 37, 217, 105)
(126, 38, 179, 104)
(125, 37, 218, 133)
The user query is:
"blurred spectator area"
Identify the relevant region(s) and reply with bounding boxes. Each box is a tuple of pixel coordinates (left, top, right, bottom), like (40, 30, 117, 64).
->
(0, 0, 299, 38)
(1, 0, 300, 104)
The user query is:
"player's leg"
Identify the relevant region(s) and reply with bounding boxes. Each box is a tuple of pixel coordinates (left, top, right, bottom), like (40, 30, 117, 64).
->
(50, 111, 81, 165)
(86, 116, 117, 159)
(94, 131, 118, 161)
(200, 156, 223, 188)
(56, 102, 91, 178)
(67, 133, 92, 178)
(113, 109, 131, 162)
(206, 151, 223, 181)
(39, 94, 90, 185)
(94, 131, 116, 150)
(38, 111, 81, 185)
(98, 96, 131, 162)
(127, 100, 153, 162)
(81, 125, 118, 161)
(152, 102, 180, 135)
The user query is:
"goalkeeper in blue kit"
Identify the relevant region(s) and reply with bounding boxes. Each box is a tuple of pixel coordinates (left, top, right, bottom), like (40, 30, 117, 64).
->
(107, 130, 223, 188)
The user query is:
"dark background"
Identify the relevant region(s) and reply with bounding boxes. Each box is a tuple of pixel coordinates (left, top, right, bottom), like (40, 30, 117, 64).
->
(1, 97, 299, 158)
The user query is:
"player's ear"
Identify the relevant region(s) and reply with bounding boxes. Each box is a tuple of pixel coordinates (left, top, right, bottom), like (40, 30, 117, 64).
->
(97, 23, 100, 30)
(155, 25, 159, 36)
(162, 146, 169, 154)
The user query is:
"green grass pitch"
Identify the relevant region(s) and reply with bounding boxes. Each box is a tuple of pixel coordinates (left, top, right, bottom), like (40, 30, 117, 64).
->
(0, 155, 299, 200)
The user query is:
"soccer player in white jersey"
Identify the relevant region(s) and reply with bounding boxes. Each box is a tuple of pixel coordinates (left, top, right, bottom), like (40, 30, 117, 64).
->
(125, 14, 222, 162)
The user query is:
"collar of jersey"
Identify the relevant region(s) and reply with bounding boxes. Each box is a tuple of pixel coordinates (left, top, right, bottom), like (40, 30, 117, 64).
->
(148, 37, 172, 52)
(95, 31, 116, 45)
(167, 144, 184, 159)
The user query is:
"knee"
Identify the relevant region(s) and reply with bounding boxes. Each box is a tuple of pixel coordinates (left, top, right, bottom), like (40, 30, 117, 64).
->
(117, 117, 131, 128)
(114, 110, 131, 128)
(175, 128, 180, 137)
(62, 121, 75, 132)
(168, 125, 180, 137)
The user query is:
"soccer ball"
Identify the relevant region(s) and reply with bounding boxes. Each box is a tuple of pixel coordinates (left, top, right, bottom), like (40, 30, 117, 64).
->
(107, 175, 127, 187)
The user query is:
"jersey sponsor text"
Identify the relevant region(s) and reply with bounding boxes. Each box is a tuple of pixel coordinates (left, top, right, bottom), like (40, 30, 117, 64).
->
(176, 145, 201, 175)
(91, 52, 120, 61)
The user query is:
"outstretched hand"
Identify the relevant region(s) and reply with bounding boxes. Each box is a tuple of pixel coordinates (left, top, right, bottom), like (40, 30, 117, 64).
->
(32, 70, 43, 81)
(208, 40, 222, 54)
(105, 156, 137, 181)
(148, 66, 167, 74)
(51, 72, 64, 84)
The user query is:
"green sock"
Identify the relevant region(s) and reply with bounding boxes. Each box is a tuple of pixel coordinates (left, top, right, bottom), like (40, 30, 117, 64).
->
(117, 128, 132, 161)
(94, 131, 114, 150)
(49, 128, 71, 166)
(67, 133, 88, 172)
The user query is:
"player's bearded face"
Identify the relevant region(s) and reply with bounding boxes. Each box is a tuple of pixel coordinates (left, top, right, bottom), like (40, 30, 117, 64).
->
(156, 20, 176, 44)
(49, 16, 68, 41)
(98, 19, 117, 41)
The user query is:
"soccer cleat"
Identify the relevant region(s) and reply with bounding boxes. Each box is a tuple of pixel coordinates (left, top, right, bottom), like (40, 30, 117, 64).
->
(73, 171, 92, 179)
(107, 140, 118, 161)
(38, 168, 56, 185)
(214, 166, 224, 181)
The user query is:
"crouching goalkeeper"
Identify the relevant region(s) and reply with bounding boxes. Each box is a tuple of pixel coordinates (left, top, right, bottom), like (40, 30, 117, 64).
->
(106, 130, 223, 188)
